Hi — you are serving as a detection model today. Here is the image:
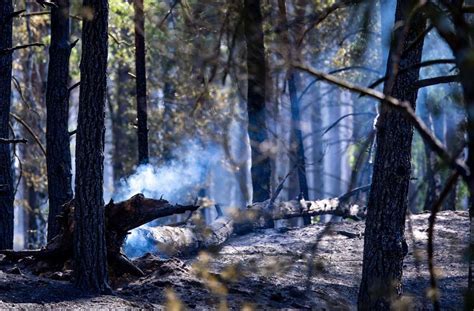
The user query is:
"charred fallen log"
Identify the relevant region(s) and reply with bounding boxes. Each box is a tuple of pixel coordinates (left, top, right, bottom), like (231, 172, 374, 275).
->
(0, 194, 198, 276)
(128, 197, 364, 258)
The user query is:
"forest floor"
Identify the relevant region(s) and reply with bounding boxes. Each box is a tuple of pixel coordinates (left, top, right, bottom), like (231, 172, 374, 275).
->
(0, 210, 470, 310)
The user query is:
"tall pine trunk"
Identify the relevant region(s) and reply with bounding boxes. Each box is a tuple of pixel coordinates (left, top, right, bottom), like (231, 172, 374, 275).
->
(46, 0, 73, 241)
(0, 0, 14, 250)
(134, 0, 149, 165)
(73, 0, 110, 293)
(358, 1, 426, 308)
(244, 0, 271, 202)
(277, 0, 309, 201)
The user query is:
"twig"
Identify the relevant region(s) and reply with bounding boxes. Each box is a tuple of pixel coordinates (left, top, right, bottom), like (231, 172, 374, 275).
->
(9, 113, 46, 157)
(268, 166, 297, 210)
(296, 0, 360, 46)
(427, 171, 460, 311)
(338, 184, 371, 202)
(322, 112, 375, 136)
(20, 11, 49, 18)
(36, 0, 58, 8)
(68, 81, 80, 94)
(367, 59, 457, 89)
(8, 9, 26, 19)
(159, 0, 180, 28)
(0, 43, 44, 56)
(414, 74, 460, 89)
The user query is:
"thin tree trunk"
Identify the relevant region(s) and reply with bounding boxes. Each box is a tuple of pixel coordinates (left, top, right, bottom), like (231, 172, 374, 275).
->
(73, 0, 110, 293)
(418, 89, 441, 212)
(0, 0, 14, 250)
(111, 60, 133, 183)
(244, 0, 271, 203)
(134, 0, 149, 165)
(358, 1, 426, 309)
(46, 0, 73, 241)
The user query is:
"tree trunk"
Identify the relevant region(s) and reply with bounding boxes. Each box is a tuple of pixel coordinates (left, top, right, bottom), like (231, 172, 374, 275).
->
(278, 0, 309, 201)
(0, 0, 14, 250)
(46, 0, 74, 242)
(111, 59, 133, 183)
(418, 89, 441, 212)
(358, 1, 426, 309)
(74, 0, 110, 293)
(244, 0, 271, 203)
(134, 0, 149, 165)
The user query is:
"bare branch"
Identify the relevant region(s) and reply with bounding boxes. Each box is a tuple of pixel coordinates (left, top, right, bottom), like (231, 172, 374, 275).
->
(68, 81, 80, 94)
(414, 74, 460, 89)
(0, 138, 27, 144)
(428, 171, 461, 311)
(0, 43, 44, 56)
(36, 0, 58, 8)
(367, 59, 457, 89)
(159, 0, 180, 28)
(295, 63, 470, 178)
(9, 113, 46, 157)
(8, 9, 26, 19)
(20, 11, 49, 18)
(296, 0, 361, 46)
(322, 112, 375, 136)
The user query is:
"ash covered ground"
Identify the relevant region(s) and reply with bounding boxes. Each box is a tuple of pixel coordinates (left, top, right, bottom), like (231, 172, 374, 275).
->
(0, 211, 469, 310)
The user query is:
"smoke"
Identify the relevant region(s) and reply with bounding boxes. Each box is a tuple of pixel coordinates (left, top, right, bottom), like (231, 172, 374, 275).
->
(113, 141, 218, 205)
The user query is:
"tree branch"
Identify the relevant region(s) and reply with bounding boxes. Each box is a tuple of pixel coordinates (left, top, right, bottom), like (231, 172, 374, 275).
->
(0, 43, 44, 56)
(0, 138, 27, 144)
(427, 171, 460, 311)
(295, 63, 470, 179)
(414, 74, 460, 89)
(159, 0, 180, 28)
(9, 113, 46, 157)
(296, 0, 361, 46)
(367, 59, 457, 89)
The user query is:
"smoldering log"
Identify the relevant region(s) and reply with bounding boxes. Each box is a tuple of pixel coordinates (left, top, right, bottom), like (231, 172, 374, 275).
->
(128, 197, 364, 258)
(130, 216, 235, 257)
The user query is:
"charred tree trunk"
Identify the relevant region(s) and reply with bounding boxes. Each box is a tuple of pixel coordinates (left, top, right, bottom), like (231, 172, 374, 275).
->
(0, 0, 14, 250)
(134, 0, 149, 165)
(418, 89, 441, 212)
(358, 1, 426, 309)
(74, 0, 110, 293)
(244, 0, 271, 203)
(278, 0, 309, 201)
(46, 0, 74, 242)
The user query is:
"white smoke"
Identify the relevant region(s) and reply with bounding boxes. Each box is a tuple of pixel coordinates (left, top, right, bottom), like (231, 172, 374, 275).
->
(115, 140, 222, 258)
(113, 141, 218, 205)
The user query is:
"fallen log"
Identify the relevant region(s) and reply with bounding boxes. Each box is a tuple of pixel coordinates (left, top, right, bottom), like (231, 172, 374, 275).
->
(126, 215, 234, 257)
(0, 194, 199, 276)
(125, 196, 365, 258)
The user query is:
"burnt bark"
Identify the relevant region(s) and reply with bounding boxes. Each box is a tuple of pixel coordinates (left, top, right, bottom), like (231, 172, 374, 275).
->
(74, 0, 110, 293)
(244, 0, 271, 202)
(358, 1, 426, 309)
(0, 0, 14, 250)
(46, 0, 73, 242)
(134, 0, 149, 165)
